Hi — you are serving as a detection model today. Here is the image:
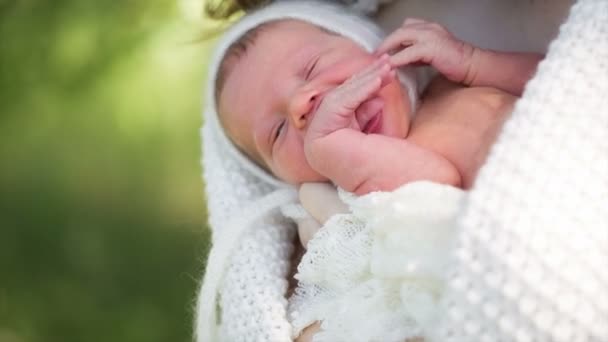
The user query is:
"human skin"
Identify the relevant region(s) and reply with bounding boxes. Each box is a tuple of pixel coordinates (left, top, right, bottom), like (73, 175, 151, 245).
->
(304, 55, 463, 193)
(218, 18, 541, 341)
(304, 18, 541, 193)
(291, 19, 540, 339)
(219, 19, 541, 194)
(291, 77, 517, 339)
(219, 20, 411, 185)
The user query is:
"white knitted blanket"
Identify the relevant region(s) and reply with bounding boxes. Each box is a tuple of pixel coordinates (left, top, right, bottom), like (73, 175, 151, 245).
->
(196, 0, 607, 340)
(433, 0, 608, 340)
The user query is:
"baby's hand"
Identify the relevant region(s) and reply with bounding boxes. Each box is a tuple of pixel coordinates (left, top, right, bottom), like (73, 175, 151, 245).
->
(376, 18, 475, 85)
(305, 55, 395, 142)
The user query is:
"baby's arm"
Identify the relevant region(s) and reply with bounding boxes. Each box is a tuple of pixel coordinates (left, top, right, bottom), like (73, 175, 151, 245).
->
(308, 130, 461, 194)
(305, 57, 461, 195)
(376, 18, 543, 96)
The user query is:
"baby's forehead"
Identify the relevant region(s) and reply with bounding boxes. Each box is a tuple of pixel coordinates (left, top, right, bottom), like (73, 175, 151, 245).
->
(221, 19, 332, 68)
(260, 18, 340, 39)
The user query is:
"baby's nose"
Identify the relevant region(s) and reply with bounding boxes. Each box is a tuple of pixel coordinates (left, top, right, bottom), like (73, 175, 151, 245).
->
(288, 89, 320, 130)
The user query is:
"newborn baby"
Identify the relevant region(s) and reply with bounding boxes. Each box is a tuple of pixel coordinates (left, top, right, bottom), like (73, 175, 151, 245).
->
(217, 18, 541, 195)
(210, 5, 542, 341)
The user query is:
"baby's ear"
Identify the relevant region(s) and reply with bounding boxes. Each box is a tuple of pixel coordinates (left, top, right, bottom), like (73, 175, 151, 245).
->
(299, 182, 349, 225)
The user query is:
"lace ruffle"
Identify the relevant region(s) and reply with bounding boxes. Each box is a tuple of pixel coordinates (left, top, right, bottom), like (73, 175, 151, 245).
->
(288, 182, 465, 341)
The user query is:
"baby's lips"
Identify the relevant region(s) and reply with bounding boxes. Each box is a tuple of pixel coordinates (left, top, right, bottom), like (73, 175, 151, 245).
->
(356, 97, 384, 130)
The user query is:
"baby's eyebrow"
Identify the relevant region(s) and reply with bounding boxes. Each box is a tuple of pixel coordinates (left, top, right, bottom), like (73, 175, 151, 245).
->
(292, 46, 319, 69)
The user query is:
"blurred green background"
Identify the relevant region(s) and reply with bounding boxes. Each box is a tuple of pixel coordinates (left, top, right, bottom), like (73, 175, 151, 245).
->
(0, 0, 218, 341)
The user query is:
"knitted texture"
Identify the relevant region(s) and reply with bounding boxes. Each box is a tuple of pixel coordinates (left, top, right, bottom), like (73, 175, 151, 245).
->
(196, 119, 298, 341)
(433, 0, 608, 340)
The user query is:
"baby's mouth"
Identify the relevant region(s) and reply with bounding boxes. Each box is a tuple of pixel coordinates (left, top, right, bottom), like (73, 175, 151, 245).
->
(362, 110, 383, 134)
(357, 97, 384, 134)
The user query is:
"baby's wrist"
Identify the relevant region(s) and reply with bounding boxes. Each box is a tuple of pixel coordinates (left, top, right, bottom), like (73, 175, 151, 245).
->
(461, 44, 480, 87)
(303, 135, 327, 174)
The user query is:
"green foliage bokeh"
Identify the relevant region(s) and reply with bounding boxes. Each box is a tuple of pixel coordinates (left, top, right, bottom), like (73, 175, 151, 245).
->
(0, 1, 214, 341)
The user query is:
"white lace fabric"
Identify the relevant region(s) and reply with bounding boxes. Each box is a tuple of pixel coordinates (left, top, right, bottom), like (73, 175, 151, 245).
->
(287, 182, 465, 341)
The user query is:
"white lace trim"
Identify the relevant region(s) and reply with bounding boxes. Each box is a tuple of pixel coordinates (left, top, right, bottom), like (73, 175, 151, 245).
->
(288, 182, 465, 341)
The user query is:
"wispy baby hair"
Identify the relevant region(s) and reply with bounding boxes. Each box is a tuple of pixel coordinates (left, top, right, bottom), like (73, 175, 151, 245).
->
(214, 20, 281, 111)
(205, 0, 270, 20)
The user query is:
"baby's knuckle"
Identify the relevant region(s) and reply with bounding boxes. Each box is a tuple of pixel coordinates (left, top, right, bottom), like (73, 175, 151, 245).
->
(428, 22, 445, 31)
(394, 27, 408, 37)
(325, 93, 339, 103)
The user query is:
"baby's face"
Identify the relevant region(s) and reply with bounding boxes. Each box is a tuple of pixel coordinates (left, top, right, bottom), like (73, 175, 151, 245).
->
(219, 20, 411, 185)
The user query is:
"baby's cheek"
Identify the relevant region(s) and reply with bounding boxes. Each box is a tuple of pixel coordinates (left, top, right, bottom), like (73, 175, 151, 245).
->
(274, 138, 327, 184)
(321, 55, 375, 86)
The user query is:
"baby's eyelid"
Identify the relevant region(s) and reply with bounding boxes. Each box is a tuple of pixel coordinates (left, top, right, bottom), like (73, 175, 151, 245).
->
(304, 56, 319, 80)
(272, 119, 286, 144)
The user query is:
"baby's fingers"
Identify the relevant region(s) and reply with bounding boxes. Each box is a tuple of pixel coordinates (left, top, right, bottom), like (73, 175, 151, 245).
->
(341, 55, 393, 92)
(388, 44, 431, 68)
(333, 60, 393, 111)
(375, 27, 417, 56)
(402, 18, 427, 26)
(348, 54, 391, 83)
